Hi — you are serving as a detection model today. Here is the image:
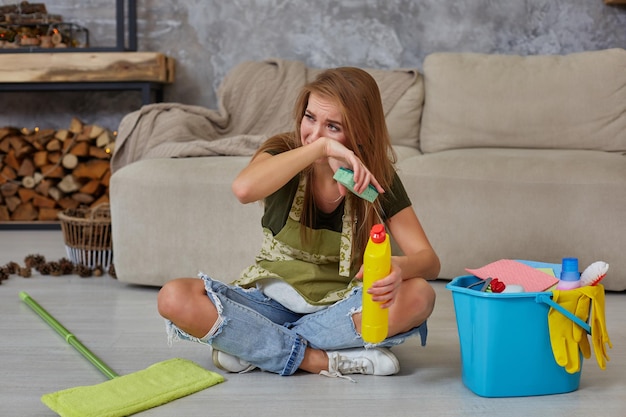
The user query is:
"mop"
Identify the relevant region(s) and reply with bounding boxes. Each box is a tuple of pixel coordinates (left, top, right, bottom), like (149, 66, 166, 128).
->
(20, 291, 224, 417)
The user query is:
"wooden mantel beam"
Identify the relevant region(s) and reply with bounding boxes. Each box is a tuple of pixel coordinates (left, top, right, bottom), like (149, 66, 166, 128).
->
(0, 52, 175, 84)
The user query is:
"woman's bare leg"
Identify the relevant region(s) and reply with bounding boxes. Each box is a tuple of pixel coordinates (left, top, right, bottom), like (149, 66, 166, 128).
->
(157, 278, 219, 338)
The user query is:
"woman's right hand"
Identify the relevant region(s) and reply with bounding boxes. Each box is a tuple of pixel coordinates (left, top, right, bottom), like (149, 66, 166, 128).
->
(324, 139, 384, 196)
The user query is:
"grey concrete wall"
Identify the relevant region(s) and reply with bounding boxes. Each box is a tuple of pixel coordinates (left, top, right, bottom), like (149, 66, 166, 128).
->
(1, 0, 625, 131)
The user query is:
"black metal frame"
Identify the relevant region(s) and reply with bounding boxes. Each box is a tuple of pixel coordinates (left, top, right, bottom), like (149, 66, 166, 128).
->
(0, 81, 164, 105)
(0, 222, 60, 230)
(0, 0, 137, 53)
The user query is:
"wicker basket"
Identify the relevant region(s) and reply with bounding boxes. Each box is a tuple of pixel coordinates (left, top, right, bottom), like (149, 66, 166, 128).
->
(57, 204, 113, 270)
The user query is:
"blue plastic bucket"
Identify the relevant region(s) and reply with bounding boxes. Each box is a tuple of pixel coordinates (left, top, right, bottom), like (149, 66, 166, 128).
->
(446, 275, 588, 397)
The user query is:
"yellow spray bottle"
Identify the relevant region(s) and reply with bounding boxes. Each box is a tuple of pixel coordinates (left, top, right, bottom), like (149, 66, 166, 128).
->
(362, 223, 390, 343)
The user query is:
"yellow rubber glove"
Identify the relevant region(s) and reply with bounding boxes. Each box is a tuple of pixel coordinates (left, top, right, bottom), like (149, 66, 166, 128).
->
(548, 288, 591, 374)
(577, 284, 612, 369)
(572, 292, 591, 360)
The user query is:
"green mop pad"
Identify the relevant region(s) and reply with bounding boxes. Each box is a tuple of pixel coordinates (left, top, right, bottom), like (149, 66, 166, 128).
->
(42, 358, 224, 417)
(20, 292, 224, 417)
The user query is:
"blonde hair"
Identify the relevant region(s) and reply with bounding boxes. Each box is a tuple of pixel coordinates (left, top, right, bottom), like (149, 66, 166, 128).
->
(255, 67, 397, 268)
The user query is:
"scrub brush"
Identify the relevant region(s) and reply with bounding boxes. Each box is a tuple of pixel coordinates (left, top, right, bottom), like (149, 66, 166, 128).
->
(580, 261, 609, 286)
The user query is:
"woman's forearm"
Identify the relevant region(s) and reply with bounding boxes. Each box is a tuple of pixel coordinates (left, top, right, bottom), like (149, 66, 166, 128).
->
(232, 140, 327, 203)
(393, 250, 441, 281)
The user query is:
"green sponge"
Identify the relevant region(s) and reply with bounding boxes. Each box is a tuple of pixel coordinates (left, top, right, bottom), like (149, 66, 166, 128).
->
(333, 167, 379, 203)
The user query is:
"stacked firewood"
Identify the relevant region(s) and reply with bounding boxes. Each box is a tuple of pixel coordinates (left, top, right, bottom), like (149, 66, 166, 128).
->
(0, 2, 56, 23)
(0, 118, 115, 221)
(0, 2, 82, 49)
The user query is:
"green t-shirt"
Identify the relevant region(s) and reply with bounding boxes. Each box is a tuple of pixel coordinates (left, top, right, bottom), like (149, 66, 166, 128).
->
(262, 170, 412, 236)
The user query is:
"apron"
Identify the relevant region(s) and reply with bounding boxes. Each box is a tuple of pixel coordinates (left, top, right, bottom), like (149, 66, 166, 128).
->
(234, 175, 359, 306)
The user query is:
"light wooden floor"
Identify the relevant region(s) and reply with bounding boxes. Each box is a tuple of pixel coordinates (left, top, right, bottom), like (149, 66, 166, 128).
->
(1, 229, 625, 417)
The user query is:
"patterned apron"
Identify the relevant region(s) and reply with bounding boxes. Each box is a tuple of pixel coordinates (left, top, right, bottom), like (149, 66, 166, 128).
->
(234, 175, 359, 306)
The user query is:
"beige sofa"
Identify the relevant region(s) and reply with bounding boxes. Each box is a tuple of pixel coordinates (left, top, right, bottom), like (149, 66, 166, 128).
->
(110, 49, 626, 291)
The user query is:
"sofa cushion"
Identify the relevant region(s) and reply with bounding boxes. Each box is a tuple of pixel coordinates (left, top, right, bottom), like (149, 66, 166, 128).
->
(385, 75, 424, 148)
(393, 145, 422, 162)
(420, 49, 626, 153)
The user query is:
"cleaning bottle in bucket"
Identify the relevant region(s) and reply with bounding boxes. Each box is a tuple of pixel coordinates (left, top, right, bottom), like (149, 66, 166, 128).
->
(556, 257, 581, 290)
(362, 223, 390, 343)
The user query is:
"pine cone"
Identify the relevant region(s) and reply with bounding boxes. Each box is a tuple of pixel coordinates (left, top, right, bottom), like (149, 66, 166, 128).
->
(108, 263, 116, 278)
(48, 261, 63, 276)
(0, 269, 8, 282)
(58, 258, 75, 275)
(24, 254, 46, 270)
(4, 261, 19, 274)
(38, 262, 52, 275)
(19, 266, 32, 278)
(75, 264, 92, 278)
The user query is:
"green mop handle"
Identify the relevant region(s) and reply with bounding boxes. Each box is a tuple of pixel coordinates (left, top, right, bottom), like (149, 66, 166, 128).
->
(19, 291, 119, 380)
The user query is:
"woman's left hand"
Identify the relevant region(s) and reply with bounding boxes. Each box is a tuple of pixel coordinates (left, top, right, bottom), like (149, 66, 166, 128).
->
(355, 260, 403, 309)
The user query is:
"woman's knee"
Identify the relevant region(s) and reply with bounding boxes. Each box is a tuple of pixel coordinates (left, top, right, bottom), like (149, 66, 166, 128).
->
(411, 278, 436, 319)
(157, 278, 201, 321)
(157, 278, 220, 338)
(390, 279, 435, 331)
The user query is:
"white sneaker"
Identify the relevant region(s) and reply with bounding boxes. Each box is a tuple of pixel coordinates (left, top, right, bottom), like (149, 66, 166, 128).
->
(212, 349, 256, 373)
(322, 348, 399, 381)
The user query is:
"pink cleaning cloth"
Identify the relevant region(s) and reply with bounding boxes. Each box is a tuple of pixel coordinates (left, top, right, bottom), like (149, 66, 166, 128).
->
(465, 259, 559, 292)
